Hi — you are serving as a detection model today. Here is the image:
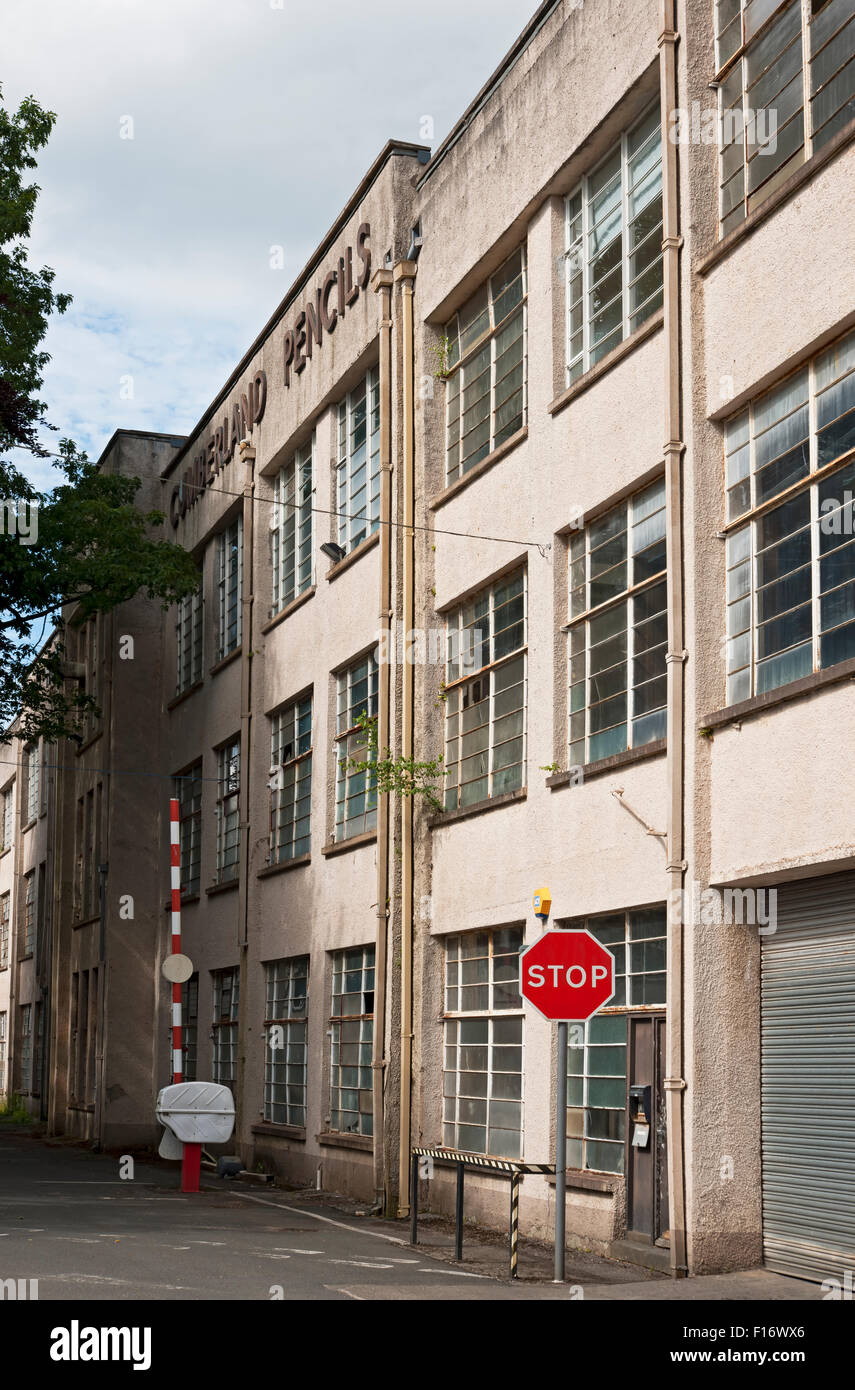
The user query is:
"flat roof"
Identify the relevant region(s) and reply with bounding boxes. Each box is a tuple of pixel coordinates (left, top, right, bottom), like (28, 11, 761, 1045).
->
(162, 138, 430, 481)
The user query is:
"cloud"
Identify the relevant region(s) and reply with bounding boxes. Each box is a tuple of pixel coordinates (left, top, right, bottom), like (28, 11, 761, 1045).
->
(3, 0, 537, 476)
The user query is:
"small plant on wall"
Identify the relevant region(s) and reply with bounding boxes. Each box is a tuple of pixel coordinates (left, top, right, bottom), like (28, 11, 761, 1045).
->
(431, 333, 454, 381)
(342, 711, 447, 813)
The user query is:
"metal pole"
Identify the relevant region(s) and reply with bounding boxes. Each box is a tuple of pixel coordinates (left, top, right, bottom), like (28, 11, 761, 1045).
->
(169, 798, 183, 1084)
(509, 1172, 520, 1279)
(455, 1163, 464, 1262)
(410, 1154, 420, 1246)
(554, 1021, 568, 1282)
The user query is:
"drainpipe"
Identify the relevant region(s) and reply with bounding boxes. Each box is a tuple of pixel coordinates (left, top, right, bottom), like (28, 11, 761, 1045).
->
(372, 267, 394, 1212)
(394, 258, 418, 1217)
(660, 0, 689, 1278)
(93, 860, 108, 1148)
(235, 443, 255, 1150)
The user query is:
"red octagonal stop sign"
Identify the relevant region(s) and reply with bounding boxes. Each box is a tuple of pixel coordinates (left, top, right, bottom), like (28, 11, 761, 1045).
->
(519, 929, 615, 1021)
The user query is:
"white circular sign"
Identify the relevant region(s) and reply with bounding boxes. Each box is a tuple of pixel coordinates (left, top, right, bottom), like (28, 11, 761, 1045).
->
(161, 953, 194, 984)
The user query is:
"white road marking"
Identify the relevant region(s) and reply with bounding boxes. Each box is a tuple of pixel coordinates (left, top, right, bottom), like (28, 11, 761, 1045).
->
(329, 1259, 395, 1270)
(326, 1286, 365, 1300)
(273, 1248, 323, 1255)
(417, 1267, 489, 1278)
(234, 1194, 408, 1246)
(186, 1240, 226, 1246)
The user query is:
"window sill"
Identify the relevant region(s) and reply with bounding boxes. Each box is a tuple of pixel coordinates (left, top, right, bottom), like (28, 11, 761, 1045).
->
(72, 914, 100, 930)
(546, 739, 666, 788)
(168, 680, 204, 711)
(325, 530, 380, 582)
(67, 1102, 95, 1114)
(427, 786, 527, 829)
(205, 878, 239, 897)
(257, 854, 311, 878)
(548, 310, 664, 418)
(317, 1131, 373, 1153)
(697, 115, 855, 278)
(209, 647, 242, 677)
(74, 729, 103, 756)
(252, 1122, 307, 1142)
(261, 586, 316, 634)
(0, 846, 11, 859)
(544, 1170, 621, 1194)
(21, 819, 37, 835)
(321, 830, 377, 858)
(699, 656, 855, 734)
(429, 427, 528, 511)
(18, 953, 33, 962)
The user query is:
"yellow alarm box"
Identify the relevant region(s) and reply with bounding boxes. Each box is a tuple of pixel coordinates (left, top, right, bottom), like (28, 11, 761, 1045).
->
(532, 886, 552, 918)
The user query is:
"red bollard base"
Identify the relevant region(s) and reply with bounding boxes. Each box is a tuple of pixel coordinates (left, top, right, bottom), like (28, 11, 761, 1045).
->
(180, 1141, 202, 1193)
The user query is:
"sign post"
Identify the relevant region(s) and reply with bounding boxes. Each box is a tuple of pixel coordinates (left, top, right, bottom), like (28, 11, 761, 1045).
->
(520, 926, 615, 1283)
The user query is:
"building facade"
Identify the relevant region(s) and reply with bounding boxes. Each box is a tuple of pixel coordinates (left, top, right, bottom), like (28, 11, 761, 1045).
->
(5, 0, 855, 1283)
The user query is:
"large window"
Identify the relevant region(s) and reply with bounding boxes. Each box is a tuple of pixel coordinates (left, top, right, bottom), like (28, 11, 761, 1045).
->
(182, 974, 198, 1081)
(176, 762, 203, 898)
(176, 586, 203, 695)
(23, 743, 40, 824)
(19, 1004, 32, 1094)
(724, 328, 855, 703)
(716, 0, 855, 236)
(212, 967, 240, 1089)
(216, 516, 243, 662)
(565, 906, 666, 1174)
(271, 437, 313, 613)
(329, 946, 374, 1136)
(567, 479, 667, 766)
(264, 956, 309, 1127)
(443, 927, 524, 1159)
(1, 784, 13, 852)
(335, 655, 378, 842)
(270, 696, 312, 863)
(0, 894, 9, 969)
(337, 370, 380, 553)
(22, 871, 35, 958)
(215, 739, 240, 884)
(444, 570, 526, 809)
(445, 248, 527, 483)
(565, 106, 663, 383)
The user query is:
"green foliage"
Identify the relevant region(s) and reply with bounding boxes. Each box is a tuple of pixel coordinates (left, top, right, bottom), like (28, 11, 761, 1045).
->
(0, 84, 199, 743)
(0, 1093, 31, 1122)
(343, 711, 447, 814)
(539, 762, 561, 774)
(430, 333, 454, 381)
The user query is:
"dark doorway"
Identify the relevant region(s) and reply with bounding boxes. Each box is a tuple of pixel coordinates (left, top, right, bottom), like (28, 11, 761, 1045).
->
(625, 1013, 668, 1243)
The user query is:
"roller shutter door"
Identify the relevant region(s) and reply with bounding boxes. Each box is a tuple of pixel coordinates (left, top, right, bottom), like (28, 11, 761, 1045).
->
(761, 870, 855, 1281)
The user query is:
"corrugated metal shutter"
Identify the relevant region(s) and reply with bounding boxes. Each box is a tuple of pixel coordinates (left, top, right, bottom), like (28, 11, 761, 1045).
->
(761, 870, 855, 1282)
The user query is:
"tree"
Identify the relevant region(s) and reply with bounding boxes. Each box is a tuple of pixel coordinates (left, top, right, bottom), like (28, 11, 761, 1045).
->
(0, 83, 199, 744)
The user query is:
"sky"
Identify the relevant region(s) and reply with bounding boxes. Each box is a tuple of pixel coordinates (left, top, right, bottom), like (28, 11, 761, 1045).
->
(4, 0, 538, 490)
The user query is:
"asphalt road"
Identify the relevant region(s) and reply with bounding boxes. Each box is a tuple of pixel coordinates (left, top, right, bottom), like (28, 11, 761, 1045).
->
(0, 1129, 556, 1301)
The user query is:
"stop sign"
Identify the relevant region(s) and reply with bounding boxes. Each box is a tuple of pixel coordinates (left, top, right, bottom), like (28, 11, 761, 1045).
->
(519, 929, 615, 1021)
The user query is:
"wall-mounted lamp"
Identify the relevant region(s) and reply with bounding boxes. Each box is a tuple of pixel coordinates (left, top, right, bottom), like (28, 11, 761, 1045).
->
(321, 541, 346, 565)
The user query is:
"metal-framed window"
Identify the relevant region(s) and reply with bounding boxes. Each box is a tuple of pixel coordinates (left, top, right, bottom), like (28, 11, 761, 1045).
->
(212, 967, 240, 1088)
(0, 1012, 6, 1093)
(216, 516, 243, 661)
(335, 655, 378, 842)
(567, 479, 667, 766)
(271, 436, 313, 613)
(443, 927, 525, 1159)
(724, 326, 855, 702)
(181, 974, 198, 1081)
(444, 247, 527, 483)
(215, 739, 240, 884)
(444, 569, 526, 810)
(176, 761, 203, 898)
(176, 586, 203, 695)
(564, 906, 666, 1174)
(565, 105, 663, 384)
(0, 894, 9, 969)
(24, 743, 40, 824)
(715, 0, 855, 236)
(264, 956, 309, 1127)
(270, 696, 312, 863)
(22, 871, 35, 958)
(1, 784, 13, 852)
(329, 945, 374, 1136)
(19, 1004, 32, 1094)
(337, 370, 380, 553)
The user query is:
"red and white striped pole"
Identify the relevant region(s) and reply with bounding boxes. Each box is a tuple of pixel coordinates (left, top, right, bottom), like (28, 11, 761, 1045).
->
(169, 798, 183, 1084)
(169, 796, 202, 1192)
